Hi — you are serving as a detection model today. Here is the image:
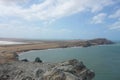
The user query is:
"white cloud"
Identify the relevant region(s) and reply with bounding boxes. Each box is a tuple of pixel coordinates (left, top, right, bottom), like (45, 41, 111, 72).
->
(85, 0, 114, 13)
(0, 0, 30, 5)
(0, 0, 115, 21)
(109, 9, 120, 19)
(91, 13, 107, 24)
(109, 20, 120, 30)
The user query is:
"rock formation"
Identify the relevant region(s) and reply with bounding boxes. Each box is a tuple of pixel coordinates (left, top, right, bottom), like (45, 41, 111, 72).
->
(34, 57, 42, 63)
(0, 59, 95, 80)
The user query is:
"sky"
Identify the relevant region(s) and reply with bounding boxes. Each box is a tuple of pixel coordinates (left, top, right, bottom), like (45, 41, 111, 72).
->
(0, 0, 120, 40)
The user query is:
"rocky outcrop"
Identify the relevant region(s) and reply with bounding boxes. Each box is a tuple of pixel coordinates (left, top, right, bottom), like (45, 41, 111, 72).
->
(58, 38, 114, 48)
(87, 38, 114, 45)
(0, 59, 95, 80)
(34, 57, 42, 63)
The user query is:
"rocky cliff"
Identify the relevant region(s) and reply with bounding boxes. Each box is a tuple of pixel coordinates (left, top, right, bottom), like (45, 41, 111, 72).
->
(0, 59, 95, 80)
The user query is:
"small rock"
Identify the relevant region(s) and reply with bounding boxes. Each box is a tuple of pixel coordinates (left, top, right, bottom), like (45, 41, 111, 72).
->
(34, 57, 42, 63)
(21, 59, 29, 62)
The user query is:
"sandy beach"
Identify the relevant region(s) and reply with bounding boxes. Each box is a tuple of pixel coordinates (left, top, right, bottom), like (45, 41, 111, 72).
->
(0, 38, 114, 63)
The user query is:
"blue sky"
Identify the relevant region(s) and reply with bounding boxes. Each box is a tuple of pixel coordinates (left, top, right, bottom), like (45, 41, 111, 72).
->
(0, 0, 120, 40)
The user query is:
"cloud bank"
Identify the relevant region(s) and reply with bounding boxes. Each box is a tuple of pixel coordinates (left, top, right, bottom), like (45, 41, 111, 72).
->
(0, 0, 115, 21)
(0, 0, 119, 39)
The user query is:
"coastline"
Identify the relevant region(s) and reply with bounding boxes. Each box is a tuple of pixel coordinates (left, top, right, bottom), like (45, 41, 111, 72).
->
(18, 46, 84, 56)
(18, 44, 116, 60)
(0, 38, 114, 63)
(17, 44, 115, 56)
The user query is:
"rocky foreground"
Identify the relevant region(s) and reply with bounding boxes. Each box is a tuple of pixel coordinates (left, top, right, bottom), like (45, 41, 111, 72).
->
(0, 59, 95, 80)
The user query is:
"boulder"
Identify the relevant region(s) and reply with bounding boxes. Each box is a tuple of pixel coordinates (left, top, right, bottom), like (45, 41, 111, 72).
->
(34, 57, 42, 63)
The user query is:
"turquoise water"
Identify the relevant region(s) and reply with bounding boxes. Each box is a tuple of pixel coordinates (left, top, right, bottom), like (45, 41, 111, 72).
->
(19, 43, 120, 80)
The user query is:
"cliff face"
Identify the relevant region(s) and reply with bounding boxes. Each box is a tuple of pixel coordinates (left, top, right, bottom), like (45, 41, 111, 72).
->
(0, 59, 95, 80)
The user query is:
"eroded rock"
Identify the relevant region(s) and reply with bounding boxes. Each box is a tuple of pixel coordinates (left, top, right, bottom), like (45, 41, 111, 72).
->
(0, 59, 95, 80)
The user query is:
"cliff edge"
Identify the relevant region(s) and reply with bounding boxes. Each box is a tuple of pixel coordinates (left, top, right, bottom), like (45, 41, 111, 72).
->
(0, 59, 95, 80)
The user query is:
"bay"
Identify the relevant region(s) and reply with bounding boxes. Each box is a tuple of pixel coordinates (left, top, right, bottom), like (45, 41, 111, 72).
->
(19, 43, 120, 80)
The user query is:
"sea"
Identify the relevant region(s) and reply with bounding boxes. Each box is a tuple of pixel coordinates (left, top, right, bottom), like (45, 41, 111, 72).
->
(19, 43, 120, 80)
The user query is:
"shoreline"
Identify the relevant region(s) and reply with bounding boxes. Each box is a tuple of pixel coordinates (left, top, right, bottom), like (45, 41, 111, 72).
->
(18, 44, 116, 59)
(0, 38, 114, 63)
(17, 44, 115, 56)
(18, 46, 83, 55)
